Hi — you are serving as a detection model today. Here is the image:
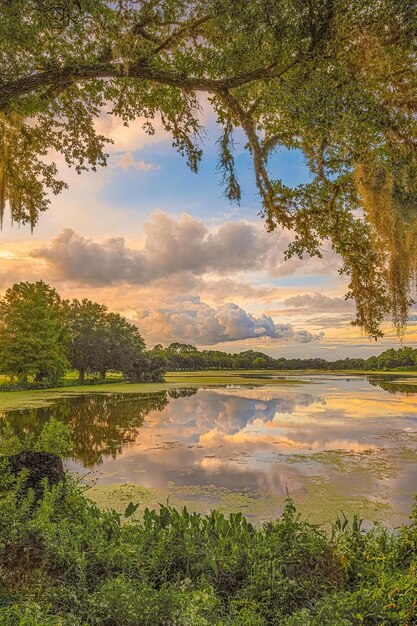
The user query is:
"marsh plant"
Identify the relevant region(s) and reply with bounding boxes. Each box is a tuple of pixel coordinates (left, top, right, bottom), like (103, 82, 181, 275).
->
(1, 448, 417, 625)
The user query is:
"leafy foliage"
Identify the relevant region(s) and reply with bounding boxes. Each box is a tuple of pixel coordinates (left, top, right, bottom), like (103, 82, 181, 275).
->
(0, 417, 73, 456)
(0, 282, 166, 386)
(0, 281, 69, 385)
(0, 0, 416, 336)
(67, 298, 165, 382)
(364, 346, 417, 371)
(1, 463, 417, 625)
(67, 298, 109, 382)
(153, 343, 367, 371)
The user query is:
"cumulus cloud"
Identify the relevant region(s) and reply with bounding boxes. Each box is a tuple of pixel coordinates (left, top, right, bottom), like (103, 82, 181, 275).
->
(32, 210, 339, 287)
(136, 297, 324, 346)
(31, 211, 288, 285)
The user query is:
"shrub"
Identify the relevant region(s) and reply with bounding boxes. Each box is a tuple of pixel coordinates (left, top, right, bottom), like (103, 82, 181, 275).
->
(0, 461, 417, 625)
(0, 418, 73, 457)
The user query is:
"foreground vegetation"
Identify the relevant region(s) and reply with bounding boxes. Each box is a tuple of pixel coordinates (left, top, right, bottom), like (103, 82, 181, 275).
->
(1, 389, 417, 624)
(1, 457, 417, 625)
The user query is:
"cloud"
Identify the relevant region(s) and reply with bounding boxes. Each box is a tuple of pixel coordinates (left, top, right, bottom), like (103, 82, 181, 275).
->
(268, 250, 341, 278)
(32, 210, 335, 287)
(116, 151, 158, 171)
(200, 279, 280, 303)
(95, 112, 170, 153)
(304, 315, 355, 330)
(278, 292, 355, 315)
(136, 297, 324, 346)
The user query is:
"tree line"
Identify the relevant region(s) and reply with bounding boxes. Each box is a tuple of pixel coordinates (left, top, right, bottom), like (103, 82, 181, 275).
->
(363, 347, 417, 371)
(0, 281, 166, 386)
(152, 343, 417, 372)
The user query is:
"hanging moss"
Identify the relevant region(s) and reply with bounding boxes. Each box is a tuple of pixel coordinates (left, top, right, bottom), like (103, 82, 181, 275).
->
(355, 160, 417, 333)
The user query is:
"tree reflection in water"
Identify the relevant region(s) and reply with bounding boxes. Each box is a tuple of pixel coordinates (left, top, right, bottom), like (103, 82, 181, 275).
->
(167, 388, 197, 399)
(1, 392, 169, 467)
(367, 376, 417, 395)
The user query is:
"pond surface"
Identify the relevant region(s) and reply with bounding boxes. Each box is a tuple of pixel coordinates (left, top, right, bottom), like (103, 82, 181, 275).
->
(2, 374, 417, 525)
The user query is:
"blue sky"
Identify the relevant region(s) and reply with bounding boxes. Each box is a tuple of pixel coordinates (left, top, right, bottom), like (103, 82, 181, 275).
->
(101, 142, 310, 222)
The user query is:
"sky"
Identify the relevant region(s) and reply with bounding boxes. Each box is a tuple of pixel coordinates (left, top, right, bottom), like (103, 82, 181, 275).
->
(1, 108, 416, 359)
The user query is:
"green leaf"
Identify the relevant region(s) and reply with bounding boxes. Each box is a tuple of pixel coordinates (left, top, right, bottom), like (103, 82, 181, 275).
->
(124, 501, 139, 518)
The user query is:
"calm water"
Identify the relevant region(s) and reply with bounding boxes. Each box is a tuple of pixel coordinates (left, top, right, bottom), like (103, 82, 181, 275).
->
(3, 375, 417, 524)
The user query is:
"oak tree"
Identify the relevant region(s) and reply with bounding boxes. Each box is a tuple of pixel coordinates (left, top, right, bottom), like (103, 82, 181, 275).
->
(67, 298, 108, 381)
(0, 0, 415, 336)
(0, 281, 68, 383)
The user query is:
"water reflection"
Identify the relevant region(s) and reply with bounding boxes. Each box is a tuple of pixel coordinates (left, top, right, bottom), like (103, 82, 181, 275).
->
(367, 375, 417, 395)
(2, 376, 417, 524)
(1, 393, 168, 466)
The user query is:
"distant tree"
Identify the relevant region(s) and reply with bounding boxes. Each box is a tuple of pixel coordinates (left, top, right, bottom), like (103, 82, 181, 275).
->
(163, 343, 200, 370)
(167, 343, 198, 354)
(125, 349, 167, 383)
(396, 347, 416, 367)
(0, 281, 68, 384)
(364, 346, 417, 371)
(234, 351, 259, 370)
(364, 356, 379, 371)
(67, 299, 108, 382)
(202, 350, 234, 370)
(68, 300, 163, 382)
(97, 313, 146, 379)
(252, 357, 268, 369)
(144, 345, 372, 372)
(327, 358, 365, 371)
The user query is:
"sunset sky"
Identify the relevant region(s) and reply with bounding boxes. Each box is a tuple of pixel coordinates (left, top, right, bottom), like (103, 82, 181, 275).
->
(1, 108, 416, 358)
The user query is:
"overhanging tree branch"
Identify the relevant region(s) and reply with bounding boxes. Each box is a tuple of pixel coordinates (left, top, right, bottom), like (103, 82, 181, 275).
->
(218, 88, 294, 229)
(0, 58, 300, 110)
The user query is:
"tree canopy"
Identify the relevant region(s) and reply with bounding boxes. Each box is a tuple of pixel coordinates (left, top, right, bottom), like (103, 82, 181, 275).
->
(0, 282, 166, 386)
(0, 281, 68, 383)
(0, 0, 416, 337)
(67, 298, 108, 381)
(148, 343, 417, 372)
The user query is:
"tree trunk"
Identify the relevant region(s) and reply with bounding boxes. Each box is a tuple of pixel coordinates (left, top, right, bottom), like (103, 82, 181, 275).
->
(79, 369, 85, 383)
(18, 372, 28, 385)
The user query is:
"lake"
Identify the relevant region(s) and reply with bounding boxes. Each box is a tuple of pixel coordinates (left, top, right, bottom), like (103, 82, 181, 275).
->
(2, 374, 417, 525)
